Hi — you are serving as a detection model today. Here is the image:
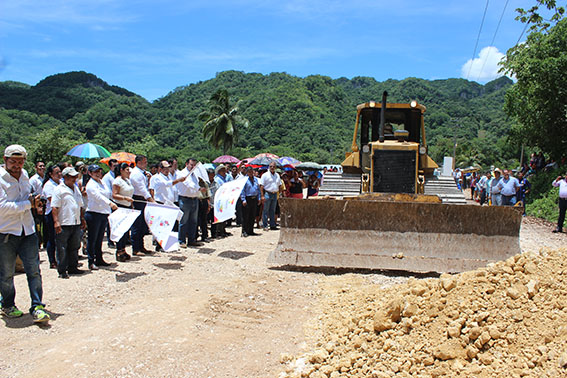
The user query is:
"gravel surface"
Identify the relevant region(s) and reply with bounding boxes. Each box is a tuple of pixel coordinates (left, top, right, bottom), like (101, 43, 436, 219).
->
(0, 215, 564, 377)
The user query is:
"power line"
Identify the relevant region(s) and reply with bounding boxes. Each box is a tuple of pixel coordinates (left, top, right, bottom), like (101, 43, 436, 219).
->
(476, 0, 510, 82)
(515, 18, 531, 46)
(467, 0, 491, 80)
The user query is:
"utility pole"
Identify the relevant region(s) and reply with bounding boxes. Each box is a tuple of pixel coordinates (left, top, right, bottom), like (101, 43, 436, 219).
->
(452, 119, 460, 170)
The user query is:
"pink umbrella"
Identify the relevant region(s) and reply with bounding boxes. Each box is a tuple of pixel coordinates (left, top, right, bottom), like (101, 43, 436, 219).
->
(213, 155, 240, 164)
(254, 152, 279, 160)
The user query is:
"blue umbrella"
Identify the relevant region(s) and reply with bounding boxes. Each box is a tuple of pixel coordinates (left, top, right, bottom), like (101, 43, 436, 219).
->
(67, 143, 111, 159)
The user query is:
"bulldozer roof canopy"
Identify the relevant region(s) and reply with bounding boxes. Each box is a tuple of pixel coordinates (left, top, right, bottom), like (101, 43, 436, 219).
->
(357, 101, 426, 113)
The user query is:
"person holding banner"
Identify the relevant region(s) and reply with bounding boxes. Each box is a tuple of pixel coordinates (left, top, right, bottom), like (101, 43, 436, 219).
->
(112, 163, 135, 261)
(130, 155, 155, 256)
(149, 161, 187, 205)
(213, 165, 231, 238)
(177, 158, 205, 248)
(85, 165, 118, 270)
(240, 166, 261, 237)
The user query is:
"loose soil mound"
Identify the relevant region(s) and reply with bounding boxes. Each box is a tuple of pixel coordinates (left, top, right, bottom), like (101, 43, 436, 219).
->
(281, 249, 567, 378)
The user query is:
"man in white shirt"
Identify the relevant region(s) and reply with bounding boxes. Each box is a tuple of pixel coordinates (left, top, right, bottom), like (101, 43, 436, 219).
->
(101, 159, 117, 248)
(260, 162, 282, 231)
(51, 167, 86, 278)
(0, 145, 50, 323)
(102, 159, 117, 191)
(130, 155, 155, 255)
(496, 169, 520, 206)
(29, 161, 45, 195)
(150, 161, 187, 204)
(177, 158, 205, 248)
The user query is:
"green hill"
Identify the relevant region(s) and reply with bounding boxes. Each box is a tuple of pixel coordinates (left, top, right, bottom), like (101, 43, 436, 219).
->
(0, 70, 518, 168)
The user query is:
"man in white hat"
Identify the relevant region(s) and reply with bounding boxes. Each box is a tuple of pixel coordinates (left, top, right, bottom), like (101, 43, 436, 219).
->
(51, 166, 86, 278)
(0, 144, 50, 323)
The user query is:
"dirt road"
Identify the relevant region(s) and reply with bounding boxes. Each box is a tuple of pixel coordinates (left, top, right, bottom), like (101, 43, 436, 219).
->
(1, 216, 564, 377)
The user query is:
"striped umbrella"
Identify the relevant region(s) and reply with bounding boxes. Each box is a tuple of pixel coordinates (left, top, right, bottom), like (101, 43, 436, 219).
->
(67, 143, 111, 159)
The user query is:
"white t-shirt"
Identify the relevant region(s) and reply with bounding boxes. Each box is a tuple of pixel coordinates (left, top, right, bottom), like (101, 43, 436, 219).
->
(51, 183, 83, 226)
(260, 171, 281, 193)
(113, 176, 134, 207)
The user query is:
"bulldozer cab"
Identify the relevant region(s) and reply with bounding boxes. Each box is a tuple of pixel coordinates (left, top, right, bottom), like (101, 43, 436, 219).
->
(359, 103, 423, 145)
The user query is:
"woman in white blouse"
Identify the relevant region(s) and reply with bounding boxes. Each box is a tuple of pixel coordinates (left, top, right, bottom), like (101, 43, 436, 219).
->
(112, 163, 135, 261)
(85, 164, 117, 270)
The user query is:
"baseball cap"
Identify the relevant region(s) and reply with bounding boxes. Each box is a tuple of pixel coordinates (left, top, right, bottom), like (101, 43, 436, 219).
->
(62, 167, 79, 177)
(4, 145, 27, 158)
(88, 164, 102, 172)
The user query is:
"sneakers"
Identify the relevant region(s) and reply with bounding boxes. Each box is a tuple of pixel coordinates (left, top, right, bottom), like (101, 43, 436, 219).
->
(179, 242, 187, 249)
(2, 306, 24, 318)
(32, 305, 50, 324)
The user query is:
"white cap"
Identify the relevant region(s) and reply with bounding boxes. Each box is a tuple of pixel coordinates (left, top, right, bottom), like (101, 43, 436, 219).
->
(4, 144, 27, 158)
(62, 167, 79, 177)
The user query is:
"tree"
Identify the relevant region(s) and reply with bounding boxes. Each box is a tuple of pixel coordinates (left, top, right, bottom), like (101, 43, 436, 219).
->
(501, 17, 567, 160)
(199, 89, 249, 154)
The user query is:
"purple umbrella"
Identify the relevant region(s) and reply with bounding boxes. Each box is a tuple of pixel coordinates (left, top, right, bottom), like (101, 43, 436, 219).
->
(213, 155, 240, 164)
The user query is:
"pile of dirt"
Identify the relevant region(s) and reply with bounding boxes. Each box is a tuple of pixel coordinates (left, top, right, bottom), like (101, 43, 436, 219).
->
(280, 249, 567, 378)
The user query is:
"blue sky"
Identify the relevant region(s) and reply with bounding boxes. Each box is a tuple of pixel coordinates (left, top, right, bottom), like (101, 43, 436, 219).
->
(1, 0, 537, 101)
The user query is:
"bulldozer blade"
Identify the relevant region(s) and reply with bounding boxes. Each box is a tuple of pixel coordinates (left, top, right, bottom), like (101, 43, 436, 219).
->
(268, 198, 522, 273)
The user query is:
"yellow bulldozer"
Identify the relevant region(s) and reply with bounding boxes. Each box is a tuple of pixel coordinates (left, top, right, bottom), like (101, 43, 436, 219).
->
(268, 92, 522, 273)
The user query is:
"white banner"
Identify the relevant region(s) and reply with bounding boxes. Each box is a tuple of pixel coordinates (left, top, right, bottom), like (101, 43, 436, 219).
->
(108, 208, 141, 242)
(144, 202, 183, 252)
(193, 162, 210, 184)
(213, 177, 247, 223)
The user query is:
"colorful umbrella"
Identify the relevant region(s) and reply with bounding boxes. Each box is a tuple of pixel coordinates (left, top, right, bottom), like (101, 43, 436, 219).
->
(67, 143, 111, 159)
(100, 151, 136, 165)
(247, 156, 281, 168)
(253, 152, 279, 160)
(278, 156, 301, 167)
(213, 155, 240, 164)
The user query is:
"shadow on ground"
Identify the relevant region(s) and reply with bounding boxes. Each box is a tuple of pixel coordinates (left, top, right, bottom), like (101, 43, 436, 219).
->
(218, 250, 253, 260)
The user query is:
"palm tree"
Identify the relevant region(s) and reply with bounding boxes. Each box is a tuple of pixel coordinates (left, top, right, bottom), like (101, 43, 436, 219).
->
(199, 89, 249, 154)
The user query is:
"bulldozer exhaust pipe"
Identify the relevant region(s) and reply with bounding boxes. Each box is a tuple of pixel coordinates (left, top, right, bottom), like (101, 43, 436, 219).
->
(379, 91, 387, 143)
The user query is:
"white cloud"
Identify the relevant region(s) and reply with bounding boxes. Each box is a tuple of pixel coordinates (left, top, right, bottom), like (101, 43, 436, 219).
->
(461, 46, 505, 82)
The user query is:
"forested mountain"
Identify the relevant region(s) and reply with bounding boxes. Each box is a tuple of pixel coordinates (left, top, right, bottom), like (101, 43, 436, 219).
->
(0, 70, 519, 168)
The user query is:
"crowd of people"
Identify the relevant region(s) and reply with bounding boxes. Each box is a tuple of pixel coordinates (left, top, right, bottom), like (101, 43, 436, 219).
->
(0, 144, 326, 324)
(453, 160, 567, 233)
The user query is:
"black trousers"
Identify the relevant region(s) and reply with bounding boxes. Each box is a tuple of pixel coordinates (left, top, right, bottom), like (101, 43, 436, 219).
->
(242, 196, 258, 235)
(558, 198, 567, 231)
(198, 199, 209, 240)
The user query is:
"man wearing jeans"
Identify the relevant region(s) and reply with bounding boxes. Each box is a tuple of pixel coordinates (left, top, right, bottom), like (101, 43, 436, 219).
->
(0, 144, 50, 323)
(260, 162, 282, 231)
(496, 169, 520, 207)
(177, 158, 205, 248)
